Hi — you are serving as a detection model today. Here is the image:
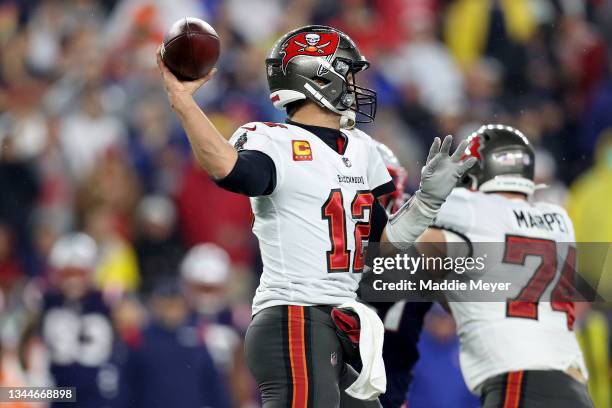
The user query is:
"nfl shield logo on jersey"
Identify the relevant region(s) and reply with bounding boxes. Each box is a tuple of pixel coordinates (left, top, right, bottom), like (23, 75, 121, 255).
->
(330, 352, 338, 366)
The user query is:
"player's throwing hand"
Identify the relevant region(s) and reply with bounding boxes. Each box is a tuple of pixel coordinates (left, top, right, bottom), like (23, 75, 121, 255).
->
(156, 45, 217, 101)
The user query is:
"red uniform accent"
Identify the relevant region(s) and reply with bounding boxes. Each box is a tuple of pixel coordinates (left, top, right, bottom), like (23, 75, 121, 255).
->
(504, 236, 557, 320)
(552, 246, 577, 330)
(503, 371, 524, 408)
(288, 306, 309, 408)
(322, 190, 350, 271)
(351, 192, 374, 272)
(337, 135, 345, 154)
(331, 308, 360, 344)
(462, 134, 483, 161)
(262, 122, 287, 129)
(504, 236, 577, 329)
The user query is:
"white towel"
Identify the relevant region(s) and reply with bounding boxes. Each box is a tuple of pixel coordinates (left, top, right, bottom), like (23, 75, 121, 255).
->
(338, 301, 387, 400)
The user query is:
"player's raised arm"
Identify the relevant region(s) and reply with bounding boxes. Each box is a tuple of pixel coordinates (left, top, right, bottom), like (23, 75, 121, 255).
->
(382, 135, 476, 249)
(156, 46, 237, 179)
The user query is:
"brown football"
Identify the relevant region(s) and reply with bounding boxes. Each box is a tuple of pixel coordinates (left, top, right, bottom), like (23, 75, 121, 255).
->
(161, 17, 220, 81)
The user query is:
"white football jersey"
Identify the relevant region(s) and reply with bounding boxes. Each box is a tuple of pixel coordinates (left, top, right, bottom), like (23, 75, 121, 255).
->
(433, 188, 587, 393)
(228, 122, 392, 315)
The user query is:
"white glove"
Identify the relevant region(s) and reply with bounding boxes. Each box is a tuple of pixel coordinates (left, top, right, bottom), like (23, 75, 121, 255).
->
(385, 135, 476, 249)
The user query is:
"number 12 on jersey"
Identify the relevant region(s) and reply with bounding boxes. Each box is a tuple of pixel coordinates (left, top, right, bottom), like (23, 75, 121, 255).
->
(322, 189, 374, 273)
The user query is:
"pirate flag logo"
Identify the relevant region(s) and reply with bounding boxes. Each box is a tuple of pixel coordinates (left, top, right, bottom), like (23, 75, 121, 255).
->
(280, 32, 340, 74)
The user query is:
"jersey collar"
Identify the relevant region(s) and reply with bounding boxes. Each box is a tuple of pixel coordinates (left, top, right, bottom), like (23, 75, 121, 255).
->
(286, 119, 349, 155)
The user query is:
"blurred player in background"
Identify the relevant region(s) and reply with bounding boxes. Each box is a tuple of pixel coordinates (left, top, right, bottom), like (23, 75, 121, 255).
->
(157, 23, 474, 407)
(20, 233, 120, 408)
(417, 125, 593, 407)
(181, 243, 255, 407)
(119, 278, 230, 408)
(370, 143, 432, 408)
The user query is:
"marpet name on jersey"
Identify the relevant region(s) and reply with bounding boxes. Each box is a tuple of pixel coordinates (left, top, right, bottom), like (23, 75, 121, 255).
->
(337, 174, 365, 184)
(513, 209, 568, 233)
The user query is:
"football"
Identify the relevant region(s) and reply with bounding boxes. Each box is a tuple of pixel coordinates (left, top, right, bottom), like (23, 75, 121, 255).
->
(161, 17, 220, 81)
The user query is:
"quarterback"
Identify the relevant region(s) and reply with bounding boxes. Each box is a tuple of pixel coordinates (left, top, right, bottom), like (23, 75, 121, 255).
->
(157, 25, 474, 407)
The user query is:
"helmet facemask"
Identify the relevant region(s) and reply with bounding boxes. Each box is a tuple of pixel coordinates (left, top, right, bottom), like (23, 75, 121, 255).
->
(330, 58, 377, 125)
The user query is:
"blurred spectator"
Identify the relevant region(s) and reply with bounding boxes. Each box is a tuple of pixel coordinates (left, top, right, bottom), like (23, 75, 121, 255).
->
(126, 96, 189, 194)
(35, 114, 75, 231)
(76, 149, 142, 234)
(59, 85, 127, 180)
(0, 83, 48, 160)
(0, 341, 39, 408)
(582, 63, 612, 157)
(567, 130, 612, 301)
(381, 6, 464, 116)
(176, 161, 254, 266)
(567, 130, 612, 243)
(0, 128, 40, 273)
(226, 0, 282, 44)
(0, 224, 24, 295)
(575, 303, 611, 408)
(84, 206, 140, 296)
(120, 279, 230, 408)
(135, 195, 184, 297)
(532, 147, 568, 206)
(181, 243, 255, 407)
(407, 305, 479, 408)
(20, 233, 120, 408)
(444, 0, 535, 72)
(463, 58, 503, 123)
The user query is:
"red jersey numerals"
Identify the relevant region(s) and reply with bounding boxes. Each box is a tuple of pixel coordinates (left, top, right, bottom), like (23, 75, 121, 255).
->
(322, 190, 374, 273)
(352, 192, 375, 272)
(322, 190, 350, 272)
(503, 235, 576, 330)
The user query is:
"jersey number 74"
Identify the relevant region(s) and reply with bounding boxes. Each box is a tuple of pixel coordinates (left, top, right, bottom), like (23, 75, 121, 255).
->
(503, 235, 576, 330)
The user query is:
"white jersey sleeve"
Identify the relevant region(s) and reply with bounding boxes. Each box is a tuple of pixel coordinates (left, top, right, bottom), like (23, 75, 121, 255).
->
(228, 123, 286, 192)
(432, 188, 475, 236)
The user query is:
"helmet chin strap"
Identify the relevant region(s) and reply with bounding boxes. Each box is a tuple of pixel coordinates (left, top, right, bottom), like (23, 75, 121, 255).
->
(303, 82, 356, 129)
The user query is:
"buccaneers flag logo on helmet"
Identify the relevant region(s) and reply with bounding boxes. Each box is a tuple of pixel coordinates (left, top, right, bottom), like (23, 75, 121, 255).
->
(280, 32, 340, 74)
(462, 133, 483, 164)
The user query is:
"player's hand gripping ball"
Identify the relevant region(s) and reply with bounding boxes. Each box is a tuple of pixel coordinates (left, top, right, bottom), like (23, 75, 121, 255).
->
(160, 17, 220, 81)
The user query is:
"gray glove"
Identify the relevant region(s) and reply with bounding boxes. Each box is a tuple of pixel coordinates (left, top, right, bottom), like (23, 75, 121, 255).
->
(415, 135, 477, 216)
(385, 135, 476, 249)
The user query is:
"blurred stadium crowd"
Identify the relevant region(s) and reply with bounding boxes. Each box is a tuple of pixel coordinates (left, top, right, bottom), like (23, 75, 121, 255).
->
(1, 0, 612, 407)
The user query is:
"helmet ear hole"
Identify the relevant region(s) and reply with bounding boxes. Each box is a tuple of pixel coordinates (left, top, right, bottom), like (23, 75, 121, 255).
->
(314, 77, 331, 85)
(483, 134, 491, 141)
